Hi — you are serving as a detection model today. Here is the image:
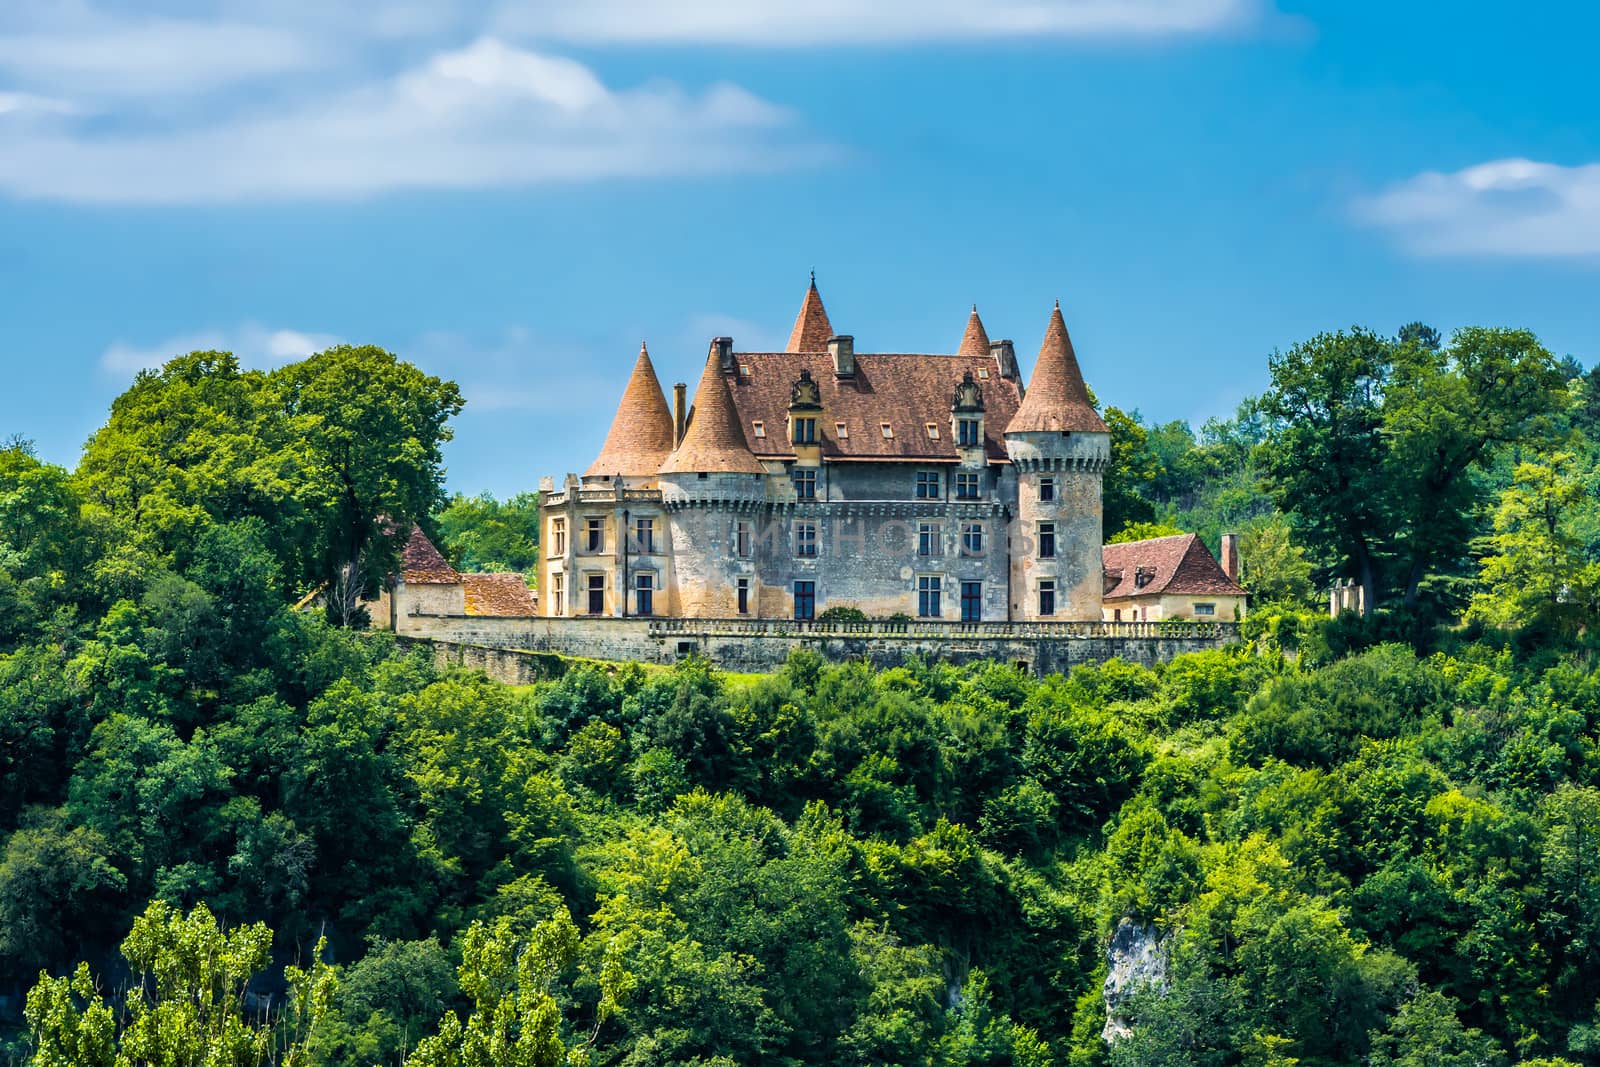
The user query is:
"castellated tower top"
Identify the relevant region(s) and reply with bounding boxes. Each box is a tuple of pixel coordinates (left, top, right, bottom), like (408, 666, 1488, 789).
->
(786, 275, 835, 353)
(659, 343, 765, 474)
(1006, 303, 1108, 435)
(585, 342, 677, 477)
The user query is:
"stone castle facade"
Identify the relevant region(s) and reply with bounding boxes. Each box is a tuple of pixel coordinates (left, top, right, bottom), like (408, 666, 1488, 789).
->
(537, 279, 1116, 624)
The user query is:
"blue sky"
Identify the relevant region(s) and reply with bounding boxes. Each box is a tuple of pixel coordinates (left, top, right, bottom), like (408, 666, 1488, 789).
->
(1, 0, 1596, 497)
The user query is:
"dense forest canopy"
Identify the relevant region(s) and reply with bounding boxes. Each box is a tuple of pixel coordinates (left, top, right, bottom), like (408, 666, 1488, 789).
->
(4, 323, 1600, 1066)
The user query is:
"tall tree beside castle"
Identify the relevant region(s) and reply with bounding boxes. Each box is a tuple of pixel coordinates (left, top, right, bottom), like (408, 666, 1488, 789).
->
(76, 345, 462, 621)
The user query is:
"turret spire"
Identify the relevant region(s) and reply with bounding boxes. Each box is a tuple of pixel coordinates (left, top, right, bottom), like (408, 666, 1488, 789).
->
(1006, 302, 1107, 434)
(786, 274, 834, 352)
(585, 342, 676, 477)
(958, 305, 991, 358)
(659, 344, 765, 474)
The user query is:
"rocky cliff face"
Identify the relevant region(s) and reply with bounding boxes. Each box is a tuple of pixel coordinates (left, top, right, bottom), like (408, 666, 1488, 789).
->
(1102, 918, 1169, 1043)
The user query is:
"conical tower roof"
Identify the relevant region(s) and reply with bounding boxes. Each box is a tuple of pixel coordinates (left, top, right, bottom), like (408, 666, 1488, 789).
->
(585, 343, 677, 477)
(660, 347, 765, 474)
(786, 274, 834, 352)
(958, 305, 991, 357)
(1007, 302, 1107, 434)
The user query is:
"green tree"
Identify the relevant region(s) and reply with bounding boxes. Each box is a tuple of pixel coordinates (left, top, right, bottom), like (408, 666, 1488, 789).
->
(1238, 514, 1316, 607)
(1103, 407, 1159, 536)
(1256, 329, 1392, 615)
(23, 900, 334, 1067)
(270, 346, 463, 625)
(1468, 452, 1600, 634)
(435, 492, 541, 575)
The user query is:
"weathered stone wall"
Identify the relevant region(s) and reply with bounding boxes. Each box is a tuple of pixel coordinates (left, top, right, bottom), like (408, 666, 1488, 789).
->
(400, 613, 1236, 680)
(1007, 430, 1107, 622)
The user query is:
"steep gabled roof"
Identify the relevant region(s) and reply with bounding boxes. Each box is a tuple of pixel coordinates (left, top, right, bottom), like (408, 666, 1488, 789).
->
(1102, 534, 1246, 600)
(724, 351, 1022, 463)
(786, 276, 835, 352)
(660, 349, 765, 474)
(586, 343, 677, 477)
(399, 525, 459, 585)
(958, 306, 991, 357)
(1007, 303, 1107, 434)
(463, 573, 538, 616)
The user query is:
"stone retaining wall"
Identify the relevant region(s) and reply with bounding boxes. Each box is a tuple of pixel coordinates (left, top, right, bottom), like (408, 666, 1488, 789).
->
(401, 613, 1237, 681)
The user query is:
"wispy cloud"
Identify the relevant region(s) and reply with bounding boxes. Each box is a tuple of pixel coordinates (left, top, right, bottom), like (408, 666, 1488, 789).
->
(0, 37, 815, 202)
(493, 0, 1272, 45)
(100, 323, 340, 376)
(1356, 158, 1600, 258)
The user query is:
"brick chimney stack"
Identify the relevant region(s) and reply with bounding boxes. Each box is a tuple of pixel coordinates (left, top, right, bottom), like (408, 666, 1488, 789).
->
(1220, 533, 1240, 582)
(991, 338, 1019, 382)
(713, 336, 735, 376)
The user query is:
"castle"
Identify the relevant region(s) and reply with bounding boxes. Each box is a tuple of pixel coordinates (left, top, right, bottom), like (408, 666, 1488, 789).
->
(537, 279, 1119, 624)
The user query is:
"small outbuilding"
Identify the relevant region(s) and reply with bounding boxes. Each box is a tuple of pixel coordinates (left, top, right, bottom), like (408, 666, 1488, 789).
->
(1102, 533, 1246, 623)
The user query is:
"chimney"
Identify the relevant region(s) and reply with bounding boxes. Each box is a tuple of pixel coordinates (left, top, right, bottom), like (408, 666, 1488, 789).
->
(712, 336, 735, 376)
(1220, 533, 1239, 582)
(991, 338, 1019, 381)
(672, 382, 688, 445)
(829, 335, 855, 378)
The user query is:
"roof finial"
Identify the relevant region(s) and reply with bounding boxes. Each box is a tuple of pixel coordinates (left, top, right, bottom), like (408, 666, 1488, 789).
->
(810, 268, 816, 286)
(1054, 298, 1061, 310)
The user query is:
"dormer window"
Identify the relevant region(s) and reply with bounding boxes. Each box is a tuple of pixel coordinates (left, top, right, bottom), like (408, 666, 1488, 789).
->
(880, 422, 894, 439)
(752, 420, 766, 439)
(739, 364, 751, 377)
(925, 423, 940, 440)
(835, 421, 849, 439)
(977, 367, 990, 380)
(792, 417, 817, 445)
(957, 419, 980, 446)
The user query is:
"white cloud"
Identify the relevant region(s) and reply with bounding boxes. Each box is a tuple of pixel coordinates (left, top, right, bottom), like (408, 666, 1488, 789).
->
(494, 0, 1268, 45)
(0, 37, 813, 202)
(1356, 158, 1600, 258)
(100, 323, 340, 375)
(0, 91, 77, 115)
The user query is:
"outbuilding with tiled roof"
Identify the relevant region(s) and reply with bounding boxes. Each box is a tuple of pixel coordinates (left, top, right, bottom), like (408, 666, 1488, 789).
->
(1101, 533, 1247, 622)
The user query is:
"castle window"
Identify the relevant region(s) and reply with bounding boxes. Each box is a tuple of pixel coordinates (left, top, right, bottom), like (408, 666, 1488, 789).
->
(977, 367, 990, 379)
(740, 364, 751, 377)
(1038, 522, 1056, 559)
(792, 467, 817, 500)
(1193, 602, 1216, 617)
(635, 572, 654, 616)
(836, 421, 848, 439)
(793, 417, 817, 445)
(795, 521, 818, 558)
(551, 518, 566, 556)
(1038, 580, 1056, 617)
(1039, 477, 1056, 502)
(917, 575, 942, 618)
(958, 419, 980, 446)
(918, 522, 942, 557)
(915, 471, 941, 499)
(925, 423, 940, 440)
(955, 472, 980, 499)
(585, 517, 604, 553)
(551, 573, 565, 617)
(961, 581, 982, 622)
(962, 522, 984, 555)
(587, 573, 605, 615)
(633, 517, 655, 554)
(737, 577, 751, 615)
(793, 581, 815, 621)
(752, 420, 766, 439)
(736, 520, 751, 558)
(880, 422, 894, 439)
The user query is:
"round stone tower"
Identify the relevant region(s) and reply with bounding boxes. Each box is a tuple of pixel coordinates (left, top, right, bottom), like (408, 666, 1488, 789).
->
(1004, 302, 1110, 622)
(658, 340, 767, 618)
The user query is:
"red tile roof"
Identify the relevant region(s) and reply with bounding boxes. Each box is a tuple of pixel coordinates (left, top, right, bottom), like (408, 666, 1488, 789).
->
(587, 343, 677, 478)
(958, 307, 991, 357)
(786, 277, 834, 352)
(463, 573, 539, 616)
(399, 525, 459, 585)
(1102, 534, 1246, 599)
(724, 351, 1022, 463)
(661, 348, 766, 474)
(1008, 303, 1107, 434)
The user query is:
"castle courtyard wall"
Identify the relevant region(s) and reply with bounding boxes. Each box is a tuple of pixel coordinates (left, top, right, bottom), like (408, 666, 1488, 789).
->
(398, 612, 1236, 680)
